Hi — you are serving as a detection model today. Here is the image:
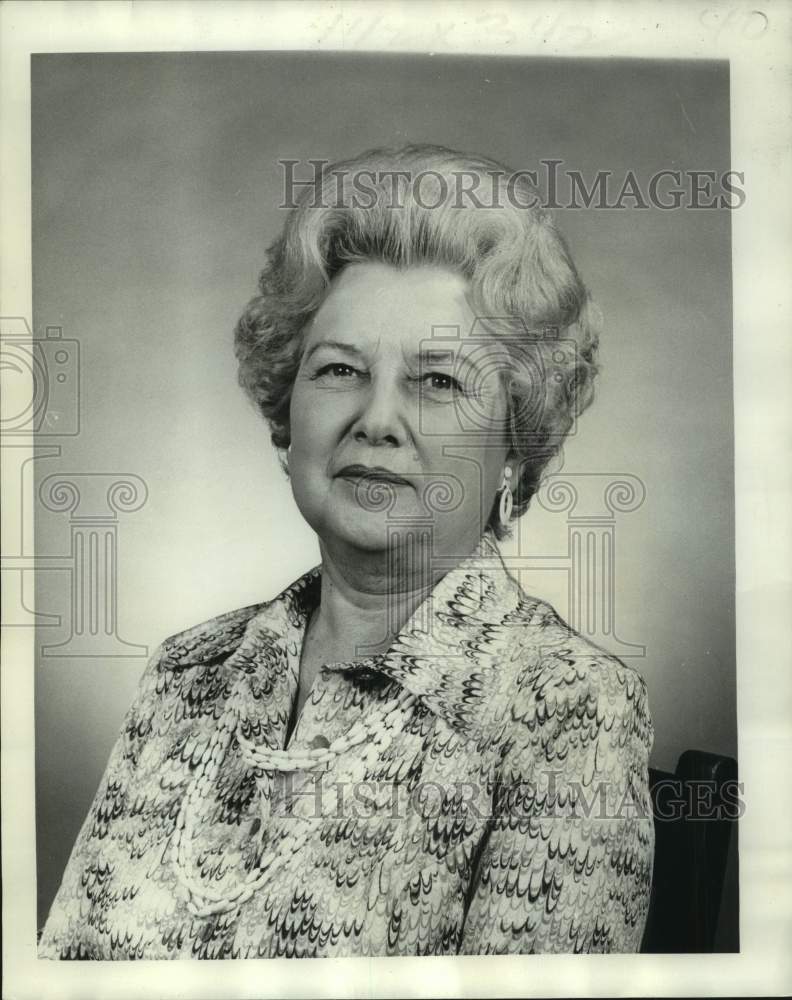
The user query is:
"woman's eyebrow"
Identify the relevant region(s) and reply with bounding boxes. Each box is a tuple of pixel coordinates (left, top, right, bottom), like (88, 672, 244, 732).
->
(304, 340, 365, 362)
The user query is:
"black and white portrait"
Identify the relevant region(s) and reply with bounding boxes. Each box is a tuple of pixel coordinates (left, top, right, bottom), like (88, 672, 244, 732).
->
(2, 2, 790, 996)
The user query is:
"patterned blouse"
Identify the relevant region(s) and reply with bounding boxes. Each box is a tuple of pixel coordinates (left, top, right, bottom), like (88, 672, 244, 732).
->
(39, 531, 654, 958)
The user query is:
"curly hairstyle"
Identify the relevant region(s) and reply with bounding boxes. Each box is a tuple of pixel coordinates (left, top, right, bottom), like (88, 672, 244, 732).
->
(234, 144, 600, 538)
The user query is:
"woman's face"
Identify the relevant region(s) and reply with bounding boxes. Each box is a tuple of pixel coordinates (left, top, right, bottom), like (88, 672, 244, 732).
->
(288, 262, 512, 561)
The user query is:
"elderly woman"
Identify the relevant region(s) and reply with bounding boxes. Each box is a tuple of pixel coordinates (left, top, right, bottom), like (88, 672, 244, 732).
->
(40, 144, 654, 959)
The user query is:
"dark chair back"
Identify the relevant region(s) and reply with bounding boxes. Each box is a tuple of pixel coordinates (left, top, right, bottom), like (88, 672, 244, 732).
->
(641, 750, 738, 952)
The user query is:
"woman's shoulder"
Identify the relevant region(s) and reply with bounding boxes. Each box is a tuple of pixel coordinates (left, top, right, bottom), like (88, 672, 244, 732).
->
(116, 591, 302, 773)
(502, 590, 654, 768)
(153, 567, 320, 674)
(157, 600, 272, 669)
(525, 608, 649, 702)
(127, 592, 296, 725)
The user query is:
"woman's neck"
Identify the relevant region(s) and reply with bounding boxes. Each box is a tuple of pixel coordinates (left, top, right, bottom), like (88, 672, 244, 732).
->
(310, 535, 465, 661)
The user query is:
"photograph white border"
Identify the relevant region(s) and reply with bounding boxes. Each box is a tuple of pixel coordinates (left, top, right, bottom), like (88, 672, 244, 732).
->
(2, 1, 790, 996)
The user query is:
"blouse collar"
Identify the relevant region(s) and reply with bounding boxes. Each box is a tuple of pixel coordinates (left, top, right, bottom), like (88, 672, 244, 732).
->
(161, 530, 538, 745)
(274, 529, 533, 743)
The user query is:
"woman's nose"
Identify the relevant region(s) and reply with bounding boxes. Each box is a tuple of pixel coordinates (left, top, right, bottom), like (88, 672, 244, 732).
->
(351, 383, 406, 446)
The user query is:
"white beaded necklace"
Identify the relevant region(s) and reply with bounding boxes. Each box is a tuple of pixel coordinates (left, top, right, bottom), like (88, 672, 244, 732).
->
(170, 674, 416, 918)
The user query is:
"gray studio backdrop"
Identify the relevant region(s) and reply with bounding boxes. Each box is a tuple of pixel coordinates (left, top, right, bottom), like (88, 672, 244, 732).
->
(29, 53, 736, 942)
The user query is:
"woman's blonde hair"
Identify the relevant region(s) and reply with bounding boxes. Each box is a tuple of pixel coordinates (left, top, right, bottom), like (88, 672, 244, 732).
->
(235, 144, 600, 537)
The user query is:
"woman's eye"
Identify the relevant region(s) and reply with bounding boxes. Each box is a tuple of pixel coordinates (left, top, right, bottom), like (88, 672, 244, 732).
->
(313, 363, 360, 379)
(423, 372, 460, 392)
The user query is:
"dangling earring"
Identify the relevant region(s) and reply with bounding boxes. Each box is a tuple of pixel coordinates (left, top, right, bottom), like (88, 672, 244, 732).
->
(498, 466, 513, 527)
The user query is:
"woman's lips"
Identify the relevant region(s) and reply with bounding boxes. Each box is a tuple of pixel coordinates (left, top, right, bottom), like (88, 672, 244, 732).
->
(335, 464, 412, 486)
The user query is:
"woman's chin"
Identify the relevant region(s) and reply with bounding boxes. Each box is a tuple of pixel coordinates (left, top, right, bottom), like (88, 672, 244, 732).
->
(327, 511, 397, 552)
(299, 487, 437, 553)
